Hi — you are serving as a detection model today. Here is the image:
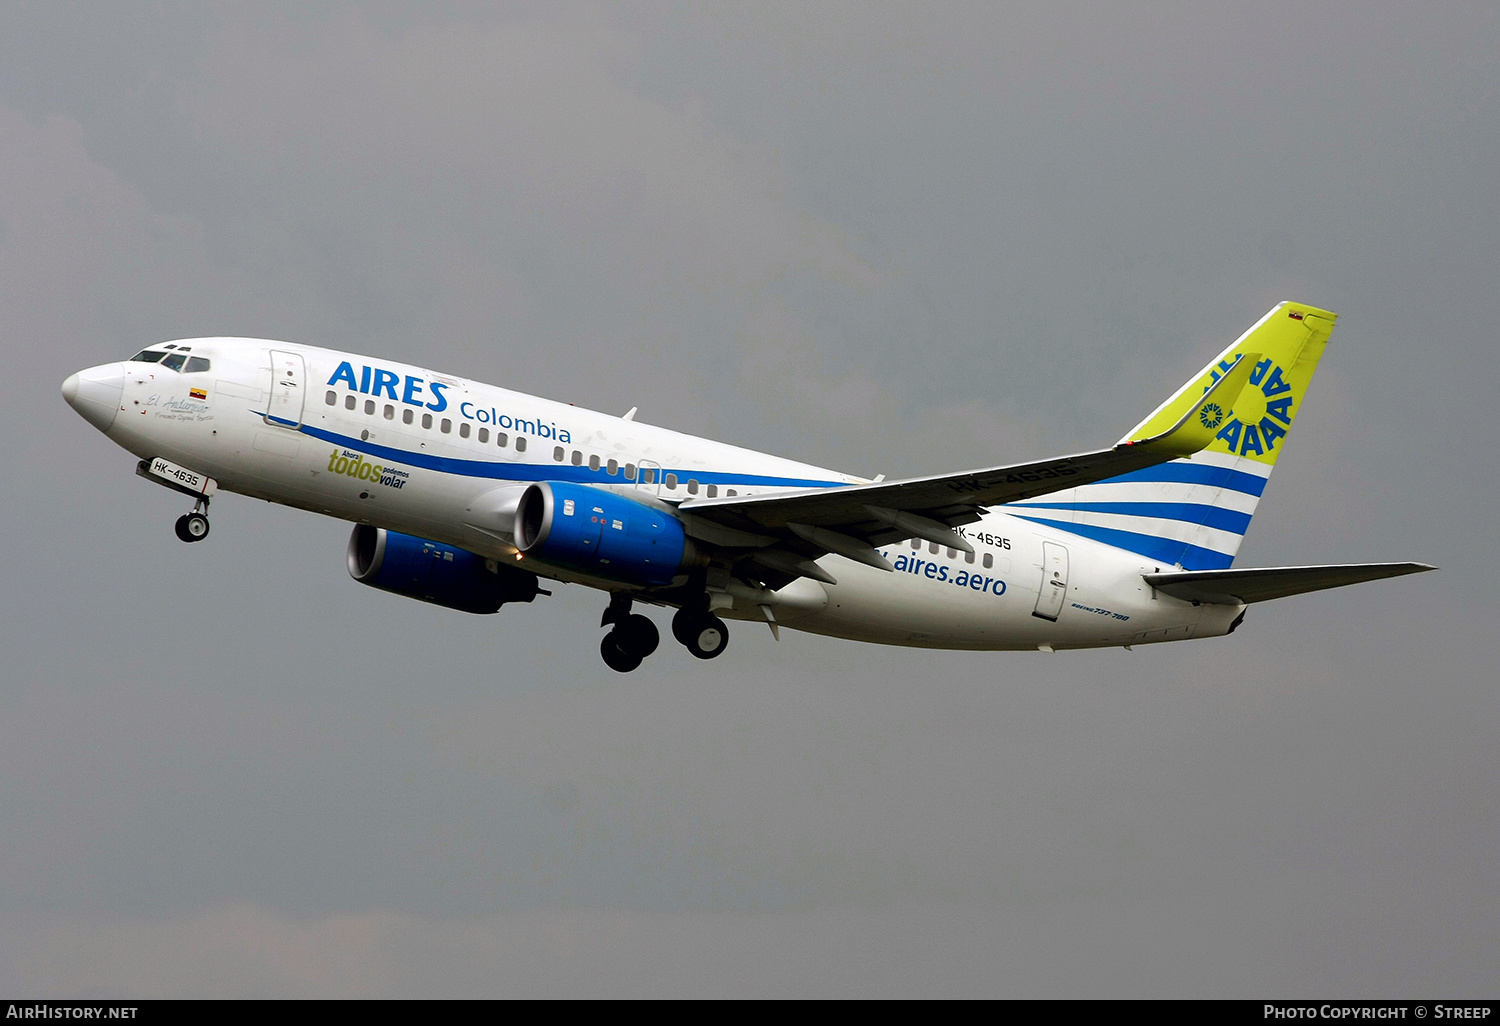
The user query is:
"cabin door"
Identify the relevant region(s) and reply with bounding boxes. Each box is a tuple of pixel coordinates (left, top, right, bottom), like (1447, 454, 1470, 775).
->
(1032, 541, 1070, 621)
(265, 351, 306, 429)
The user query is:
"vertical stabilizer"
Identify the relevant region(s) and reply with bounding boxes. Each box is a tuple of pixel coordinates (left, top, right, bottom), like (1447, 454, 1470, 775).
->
(1003, 302, 1337, 569)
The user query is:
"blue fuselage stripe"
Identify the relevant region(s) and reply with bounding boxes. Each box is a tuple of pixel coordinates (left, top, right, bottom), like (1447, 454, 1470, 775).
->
(1001, 501, 1252, 536)
(294, 421, 846, 490)
(1096, 463, 1268, 497)
(1007, 514, 1236, 570)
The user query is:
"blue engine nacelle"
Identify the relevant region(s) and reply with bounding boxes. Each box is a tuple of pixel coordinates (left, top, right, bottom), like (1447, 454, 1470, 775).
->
(347, 525, 539, 613)
(514, 481, 688, 586)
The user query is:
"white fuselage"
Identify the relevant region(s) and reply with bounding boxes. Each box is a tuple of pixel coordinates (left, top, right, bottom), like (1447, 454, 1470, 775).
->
(80, 338, 1244, 651)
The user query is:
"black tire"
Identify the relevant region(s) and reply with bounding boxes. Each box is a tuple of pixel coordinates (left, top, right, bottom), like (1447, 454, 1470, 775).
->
(183, 512, 210, 542)
(174, 515, 194, 542)
(600, 632, 643, 673)
(683, 613, 729, 660)
(671, 605, 698, 646)
(621, 614, 660, 659)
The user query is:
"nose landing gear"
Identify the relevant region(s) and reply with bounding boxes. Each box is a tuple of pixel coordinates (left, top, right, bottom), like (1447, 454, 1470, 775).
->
(599, 593, 661, 673)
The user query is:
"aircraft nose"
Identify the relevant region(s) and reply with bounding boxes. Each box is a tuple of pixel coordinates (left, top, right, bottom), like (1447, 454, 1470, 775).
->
(62, 362, 124, 432)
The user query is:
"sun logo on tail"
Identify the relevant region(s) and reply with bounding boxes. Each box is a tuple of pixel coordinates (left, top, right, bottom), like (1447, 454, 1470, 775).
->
(1203, 356, 1296, 460)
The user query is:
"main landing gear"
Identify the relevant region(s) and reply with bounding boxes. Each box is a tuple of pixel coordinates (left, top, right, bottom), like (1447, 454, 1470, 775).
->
(597, 594, 732, 671)
(173, 498, 211, 543)
(672, 601, 730, 661)
(600, 593, 661, 673)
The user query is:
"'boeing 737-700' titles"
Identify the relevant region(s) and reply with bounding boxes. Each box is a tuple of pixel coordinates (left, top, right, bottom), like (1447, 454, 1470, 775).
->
(62, 303, 1432, 671)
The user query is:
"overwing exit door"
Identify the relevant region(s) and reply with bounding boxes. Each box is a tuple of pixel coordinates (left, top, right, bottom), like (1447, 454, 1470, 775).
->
(635, 459, 663, 497)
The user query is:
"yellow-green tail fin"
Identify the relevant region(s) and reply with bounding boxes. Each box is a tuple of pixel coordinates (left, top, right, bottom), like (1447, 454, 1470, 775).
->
(1002, 302, 1338, 570)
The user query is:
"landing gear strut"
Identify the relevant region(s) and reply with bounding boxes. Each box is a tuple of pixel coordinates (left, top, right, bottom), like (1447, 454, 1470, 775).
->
(672, 602, 729, 660)
(599, 593, 660, 673)
(174, 497, 211, 543)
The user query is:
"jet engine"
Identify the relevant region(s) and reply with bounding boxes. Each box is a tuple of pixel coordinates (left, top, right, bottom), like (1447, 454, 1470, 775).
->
(514, 481, 689, 586)
(347, 525, 539, 613)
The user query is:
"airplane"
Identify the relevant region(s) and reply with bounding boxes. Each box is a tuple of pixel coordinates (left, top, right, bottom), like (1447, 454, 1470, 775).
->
(61, 301, 1432, 671)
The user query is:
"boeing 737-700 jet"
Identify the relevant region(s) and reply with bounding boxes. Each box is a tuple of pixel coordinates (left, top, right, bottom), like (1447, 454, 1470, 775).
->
(62, 302, 1432, 671)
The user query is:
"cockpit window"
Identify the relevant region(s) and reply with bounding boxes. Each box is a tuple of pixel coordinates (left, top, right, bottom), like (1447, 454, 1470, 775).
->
(160, 352, 188, 372)
(183, 356, 211, 373)
(130, 350, 168, 363)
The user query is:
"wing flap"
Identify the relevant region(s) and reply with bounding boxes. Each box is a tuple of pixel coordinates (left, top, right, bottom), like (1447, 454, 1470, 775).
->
(1144, 562, 1436, 605)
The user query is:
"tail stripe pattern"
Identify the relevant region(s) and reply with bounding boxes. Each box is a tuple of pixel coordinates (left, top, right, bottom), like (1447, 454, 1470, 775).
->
(1005, 448, 1272, 570)
(1004, 514, 1241, 570)
(1007, 501, 1253, 535)
(1097, 462, 1268, 497)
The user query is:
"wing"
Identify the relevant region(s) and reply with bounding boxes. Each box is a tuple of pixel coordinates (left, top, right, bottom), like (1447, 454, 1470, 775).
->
(676, 353, 1258, 587)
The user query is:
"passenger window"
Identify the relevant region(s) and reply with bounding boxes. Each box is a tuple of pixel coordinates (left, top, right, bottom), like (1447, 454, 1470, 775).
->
(982, 553, 993, 569)
(625, 463, 637, 480)
(515, 437, 526, 452)
(707, 484, 717, 498)
(478, 427, 489, 443)
(929, 542, 939, 555)
(589, 455, 601, 471)
(965, 550, 975, 564)
(440, 419, 452, 433)
(665, 473, 678, 489)
(402, 408, 414, 425)
(459, 422, 470, 438)
(553, 446, 564, 461)
(687, 479, 699, 494)
(184, 357, 211, 373)
(496, 433, 508, 447)
(129, 350, 167, 363)
(911, 539, 921, 551)
(384, 404, 395, 420)
(727, 489, 737, 497)
(345, 395, 357, 411)
(946, 547, 956, 559)
(571, 451, 582, 466)
(364, 399, 375, 415)
(160, 353, 187, 372)
(422, 413, 433, 429)
(606, 459, 618, 476)
(325, 391, 337, 406)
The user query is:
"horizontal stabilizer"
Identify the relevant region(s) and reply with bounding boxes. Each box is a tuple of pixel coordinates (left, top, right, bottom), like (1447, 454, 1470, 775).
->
(1144, 562, 1436, 605)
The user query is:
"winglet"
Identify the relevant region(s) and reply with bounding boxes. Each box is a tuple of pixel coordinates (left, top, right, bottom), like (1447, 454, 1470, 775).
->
(1121, 352, 1258, 459)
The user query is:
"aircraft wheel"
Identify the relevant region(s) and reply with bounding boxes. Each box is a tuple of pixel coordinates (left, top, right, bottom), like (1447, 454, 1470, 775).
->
(681, 613, 729, 660)
(671, 605, 699, 646)
(600, 632, 643, 673)
(175, 513, 210, 543)
(621, 614, 660, 659)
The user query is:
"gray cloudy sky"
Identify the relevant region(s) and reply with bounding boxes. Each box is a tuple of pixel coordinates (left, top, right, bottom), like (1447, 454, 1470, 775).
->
(1, 1, 1495, 997)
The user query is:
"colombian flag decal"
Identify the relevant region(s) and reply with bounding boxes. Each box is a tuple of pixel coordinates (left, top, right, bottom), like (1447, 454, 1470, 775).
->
(189, 387, 208, 401)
